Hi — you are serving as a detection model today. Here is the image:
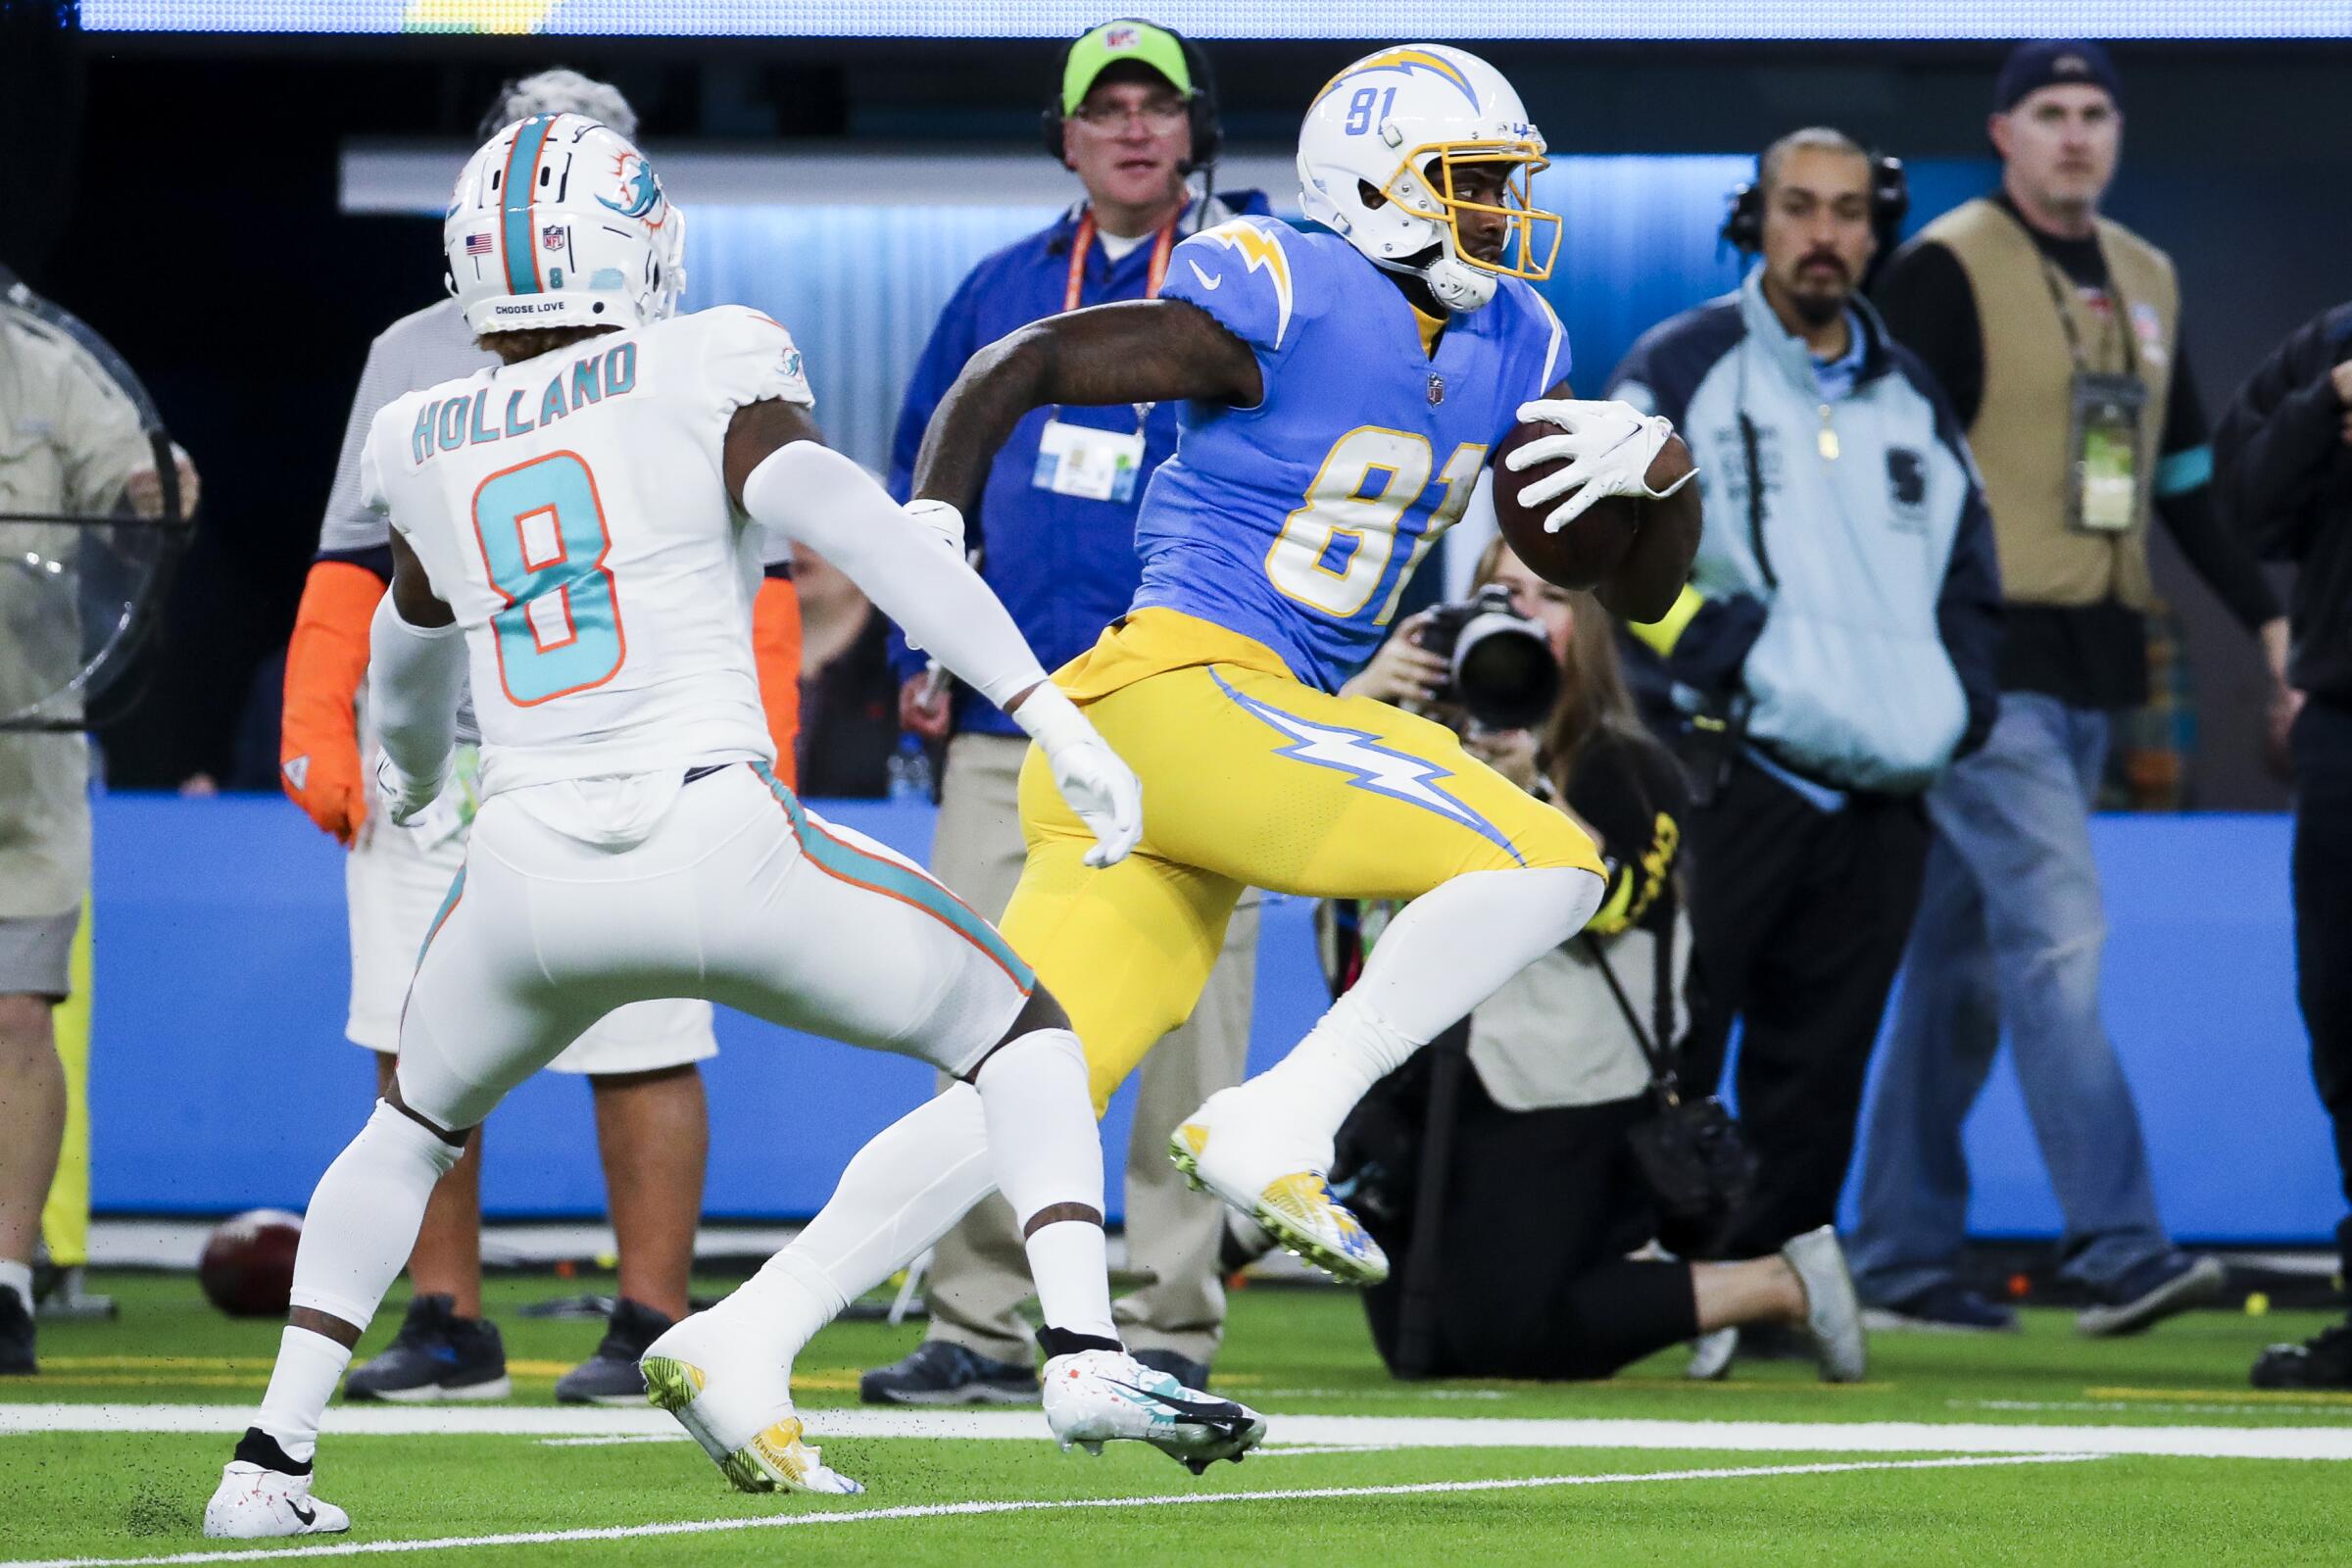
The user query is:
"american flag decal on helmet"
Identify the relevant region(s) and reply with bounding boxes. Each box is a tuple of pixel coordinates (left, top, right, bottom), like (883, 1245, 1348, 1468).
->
(465, 233, 494, 256)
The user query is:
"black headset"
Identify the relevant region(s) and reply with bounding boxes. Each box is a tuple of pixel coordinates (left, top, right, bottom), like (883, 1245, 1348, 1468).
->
(1040, 20, 1222, 174)
(1721, 145, 1909, 254)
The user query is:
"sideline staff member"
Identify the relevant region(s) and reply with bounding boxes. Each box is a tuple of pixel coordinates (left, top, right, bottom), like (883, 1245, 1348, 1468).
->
(2215, 301, 2352, 1389)
(1605, 129, 2000, 1295)
(863, 19, 1269, 1405)
(1857, 40, 2284, 1336)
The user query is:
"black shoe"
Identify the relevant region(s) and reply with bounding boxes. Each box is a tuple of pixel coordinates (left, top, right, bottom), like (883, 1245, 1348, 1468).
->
(0, 1286, 34, 1375)
(2252, 1321, 2352, 1390)
(2076, 1251, 2228, 1338)
(859, 1340, 1040, 1406)
(1131, 1348, 1212, 1390)
(1862, 1283, 2019, 1334)
(555, 1298, 675, 1405)
(343, 1296, 511, 1402)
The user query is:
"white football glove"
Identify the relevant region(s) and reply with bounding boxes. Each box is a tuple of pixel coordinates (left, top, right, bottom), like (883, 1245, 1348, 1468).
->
(1503, 398, 1695, 533)
(372, 749, 447, 830)
(1012, 684, 1143, 868)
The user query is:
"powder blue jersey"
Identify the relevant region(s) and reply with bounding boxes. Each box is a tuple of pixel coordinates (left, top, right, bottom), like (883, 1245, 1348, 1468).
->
(1131, 218, 1568, 691)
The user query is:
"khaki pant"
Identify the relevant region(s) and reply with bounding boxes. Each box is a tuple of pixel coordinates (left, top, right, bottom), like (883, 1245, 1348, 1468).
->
(922, 732, 1257, 1366)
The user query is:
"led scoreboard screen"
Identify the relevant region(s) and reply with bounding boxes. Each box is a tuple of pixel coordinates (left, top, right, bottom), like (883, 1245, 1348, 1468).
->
(74, 0, 2352, 37)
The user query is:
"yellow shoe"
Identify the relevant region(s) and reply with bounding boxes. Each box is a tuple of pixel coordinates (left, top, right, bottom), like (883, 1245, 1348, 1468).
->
(1171, 1108, 1389, 1287)
(641, 1329, 862, 1496)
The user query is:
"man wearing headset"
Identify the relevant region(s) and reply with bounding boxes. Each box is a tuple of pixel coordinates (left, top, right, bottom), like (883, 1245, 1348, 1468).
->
(862, 19, 1269, 1406)
(282, 70, 803, 1405)
(1606, 128, 2002, 1374)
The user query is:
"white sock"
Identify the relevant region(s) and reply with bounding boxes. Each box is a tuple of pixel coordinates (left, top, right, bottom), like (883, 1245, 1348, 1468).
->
(0, 1258, 31, 1311)
(1256, 865, 1604, 1146)
(719, 1086, 996, 1367)
(286, 1101, 465, 1331)
(255, 1326, 354, 1465)
(974, 1029, 1117, 1343)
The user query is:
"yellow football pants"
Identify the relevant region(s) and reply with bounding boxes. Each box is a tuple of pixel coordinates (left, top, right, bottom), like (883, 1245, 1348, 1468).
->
(1002, 612, 1603, 1114)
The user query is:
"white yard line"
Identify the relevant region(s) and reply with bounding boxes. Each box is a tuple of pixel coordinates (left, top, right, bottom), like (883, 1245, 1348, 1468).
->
(9, 1403, 2352, 1461)
(1959, 1397, 2352, 1419)
(0, 1455, 2099, 1568)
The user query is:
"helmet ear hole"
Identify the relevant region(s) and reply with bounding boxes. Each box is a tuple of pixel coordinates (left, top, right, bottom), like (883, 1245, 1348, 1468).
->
(1357, 179, 1389, 212)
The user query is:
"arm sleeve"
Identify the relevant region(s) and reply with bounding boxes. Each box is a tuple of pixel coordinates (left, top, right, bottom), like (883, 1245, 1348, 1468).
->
(740, 441, 1047, 712)
(2214, 308, 2348, 561)
(280, 559, 388, 816)
(367, 592, 466, 792)
(1874, 240, 1985, 429)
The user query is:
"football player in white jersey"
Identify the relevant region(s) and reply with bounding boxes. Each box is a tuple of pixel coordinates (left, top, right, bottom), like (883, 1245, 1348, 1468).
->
(204, 114, 1263, 1542)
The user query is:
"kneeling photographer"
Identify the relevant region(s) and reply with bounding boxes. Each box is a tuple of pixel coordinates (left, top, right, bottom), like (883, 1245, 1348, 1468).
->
(1320, 540, 1864, 1384)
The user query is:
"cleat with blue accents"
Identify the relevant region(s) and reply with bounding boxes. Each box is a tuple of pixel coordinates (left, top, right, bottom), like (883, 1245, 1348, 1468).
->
(1170, 1090, 1389, 1286)
(1042, 1348, 1266, 1472)
(641, 1315, 862, 1497)
(342, 1295, 510, 1403)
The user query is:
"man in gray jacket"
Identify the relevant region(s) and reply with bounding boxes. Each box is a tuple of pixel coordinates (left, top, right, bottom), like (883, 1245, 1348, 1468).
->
(1606, 129, 2002, 1337)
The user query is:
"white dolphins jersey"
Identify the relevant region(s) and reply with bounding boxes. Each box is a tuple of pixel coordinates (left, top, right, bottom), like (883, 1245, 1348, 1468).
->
(361, 305, 813, 797)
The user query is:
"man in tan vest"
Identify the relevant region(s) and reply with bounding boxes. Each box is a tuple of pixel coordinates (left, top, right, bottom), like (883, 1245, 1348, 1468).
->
(1854, 40, 2289, 1337)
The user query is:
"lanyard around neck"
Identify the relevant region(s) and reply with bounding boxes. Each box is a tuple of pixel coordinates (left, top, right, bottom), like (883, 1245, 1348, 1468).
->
(1064, 209, 1180, 315)
(2026, 230, 2140, 381)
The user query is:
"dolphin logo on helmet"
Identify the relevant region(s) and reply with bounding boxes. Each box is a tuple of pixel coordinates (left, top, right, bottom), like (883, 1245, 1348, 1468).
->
(1296, 43, 1560, 315)
(597, 150, 666, 225)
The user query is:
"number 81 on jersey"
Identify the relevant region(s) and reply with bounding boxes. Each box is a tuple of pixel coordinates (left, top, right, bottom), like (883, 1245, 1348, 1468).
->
(1264, 427, 1486, 625)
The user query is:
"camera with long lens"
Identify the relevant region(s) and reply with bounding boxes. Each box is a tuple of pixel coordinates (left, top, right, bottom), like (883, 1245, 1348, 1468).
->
(1415, 584, 1560, 730)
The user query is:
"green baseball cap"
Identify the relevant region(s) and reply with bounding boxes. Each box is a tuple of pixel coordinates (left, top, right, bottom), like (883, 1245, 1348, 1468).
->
(1060, 19, 1193, 116)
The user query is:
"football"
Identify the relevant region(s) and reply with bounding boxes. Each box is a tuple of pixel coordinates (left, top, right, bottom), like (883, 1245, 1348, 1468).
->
(197, 1207, 303, 1318)
(1492, 421, 1694, 591)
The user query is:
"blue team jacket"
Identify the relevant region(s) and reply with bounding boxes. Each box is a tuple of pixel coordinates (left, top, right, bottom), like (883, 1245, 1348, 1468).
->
(886, 190, 1271, 738)
(1608, 268, 2004, 795)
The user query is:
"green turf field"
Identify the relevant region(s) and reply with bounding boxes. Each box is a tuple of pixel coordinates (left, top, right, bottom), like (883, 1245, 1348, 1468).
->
(4, 1272, 2349, 1565)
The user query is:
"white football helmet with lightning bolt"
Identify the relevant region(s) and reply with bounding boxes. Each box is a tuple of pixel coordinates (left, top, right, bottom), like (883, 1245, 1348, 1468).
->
(444, 113, 686, 337)
(1296, 45, 1559, 314)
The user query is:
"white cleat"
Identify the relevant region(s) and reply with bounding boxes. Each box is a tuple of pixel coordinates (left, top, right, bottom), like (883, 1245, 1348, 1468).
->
(1783, 1224, 1868, 1383)
(1042, 1348, 1267, 1474)
(1685, 1326, 1740, 1381)
(1170, 1088, 1388, 1286)
(202, 1461, 351, 1540)
(641, 1314, 863, 1496)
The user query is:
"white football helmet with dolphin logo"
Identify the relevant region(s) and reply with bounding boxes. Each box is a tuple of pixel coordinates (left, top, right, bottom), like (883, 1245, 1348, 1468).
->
(444, 112, 686, 336)
(1296, 44, 1559, 314)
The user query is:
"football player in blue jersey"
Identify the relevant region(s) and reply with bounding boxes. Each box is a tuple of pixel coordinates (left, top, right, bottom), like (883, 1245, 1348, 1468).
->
(693, 47, 1699, 1352)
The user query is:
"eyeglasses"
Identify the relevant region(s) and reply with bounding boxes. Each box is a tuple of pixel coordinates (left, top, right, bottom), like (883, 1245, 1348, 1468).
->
(1069, 100, 1190, 131)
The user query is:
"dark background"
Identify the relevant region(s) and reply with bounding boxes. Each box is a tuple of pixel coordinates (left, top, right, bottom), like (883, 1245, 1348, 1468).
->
(7, 13, 2346, 801)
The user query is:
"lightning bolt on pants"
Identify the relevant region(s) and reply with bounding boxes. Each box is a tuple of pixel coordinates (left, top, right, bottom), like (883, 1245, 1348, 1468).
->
(1003, 650, 1605, 1114)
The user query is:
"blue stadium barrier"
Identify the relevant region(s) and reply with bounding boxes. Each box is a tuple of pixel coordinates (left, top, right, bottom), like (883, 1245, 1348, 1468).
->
(88, 795, 2332, 1243)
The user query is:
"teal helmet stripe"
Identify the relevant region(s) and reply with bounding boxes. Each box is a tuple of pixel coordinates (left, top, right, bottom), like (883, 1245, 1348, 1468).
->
(751, 763, 1036, 991)
(499, 114, 560, 297)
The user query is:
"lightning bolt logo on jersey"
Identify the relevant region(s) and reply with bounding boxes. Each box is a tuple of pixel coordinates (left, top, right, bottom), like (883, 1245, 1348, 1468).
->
(1132, 216, 1566, 693)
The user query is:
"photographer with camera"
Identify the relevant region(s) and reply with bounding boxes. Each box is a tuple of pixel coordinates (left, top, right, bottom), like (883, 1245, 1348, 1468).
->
(1602, 130, 2001, 1373)
(1326, 540, 1865, 1384)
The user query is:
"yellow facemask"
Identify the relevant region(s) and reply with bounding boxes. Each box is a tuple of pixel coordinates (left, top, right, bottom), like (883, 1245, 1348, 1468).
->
(1379, 142, 1562, 282)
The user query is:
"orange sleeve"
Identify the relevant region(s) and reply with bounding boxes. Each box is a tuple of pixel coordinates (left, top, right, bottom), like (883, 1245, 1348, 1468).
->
(281, 560, 386, 846)
(752, 573, 804, 790)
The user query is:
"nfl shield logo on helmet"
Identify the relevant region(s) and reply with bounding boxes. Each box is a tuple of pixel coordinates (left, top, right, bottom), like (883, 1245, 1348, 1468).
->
(541, 224, 565, 252)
